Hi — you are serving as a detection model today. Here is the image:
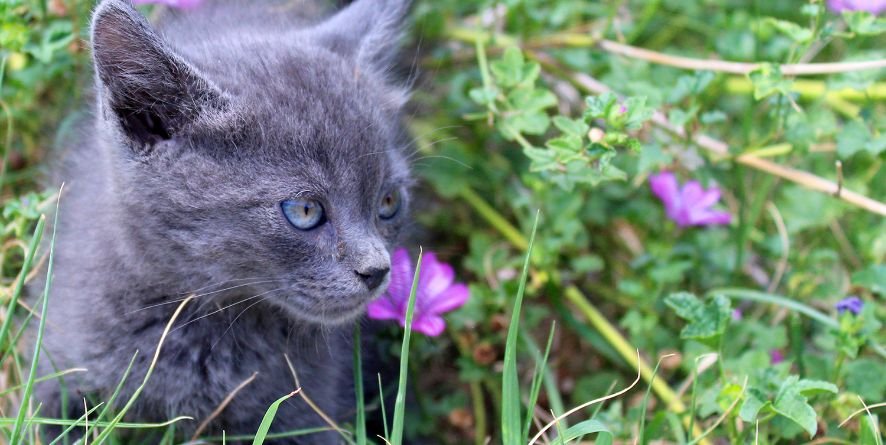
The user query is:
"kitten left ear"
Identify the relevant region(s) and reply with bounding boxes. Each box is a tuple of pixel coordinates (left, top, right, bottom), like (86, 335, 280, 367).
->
(91, 0, 228, 153)
(312, 0, 411, 71)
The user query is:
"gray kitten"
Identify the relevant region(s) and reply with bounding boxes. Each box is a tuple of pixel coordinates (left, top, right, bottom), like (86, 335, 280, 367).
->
(35, 0, 412, 442)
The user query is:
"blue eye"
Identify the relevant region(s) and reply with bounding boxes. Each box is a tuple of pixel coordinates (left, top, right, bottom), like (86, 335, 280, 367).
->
(281, 199, 326, 230)
(379, 189, 401, 220)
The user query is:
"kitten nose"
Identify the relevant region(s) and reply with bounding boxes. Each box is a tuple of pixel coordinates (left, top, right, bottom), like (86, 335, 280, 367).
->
(355, 266, 390, 290)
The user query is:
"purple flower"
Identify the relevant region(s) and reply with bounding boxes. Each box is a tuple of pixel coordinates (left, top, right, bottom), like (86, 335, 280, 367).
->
(827, 0, 886, 14)
(367, 248, 469, 336)
(731, 309, 743, 321)
(649, 171, 732, 228)
(835, 296, 864, 315)
(131, 0, 203, 9)
(770, 349, 785, 365)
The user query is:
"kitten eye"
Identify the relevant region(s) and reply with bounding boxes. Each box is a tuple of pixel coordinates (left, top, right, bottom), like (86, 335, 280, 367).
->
(378, 189, 401, 220)
(281, 199, 326, 230)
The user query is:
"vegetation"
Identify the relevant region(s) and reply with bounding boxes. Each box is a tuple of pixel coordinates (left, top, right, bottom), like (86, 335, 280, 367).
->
(2, 0, 886, 443)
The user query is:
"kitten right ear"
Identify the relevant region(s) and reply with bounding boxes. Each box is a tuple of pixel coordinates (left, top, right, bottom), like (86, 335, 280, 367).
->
(91, 0, 226, 153)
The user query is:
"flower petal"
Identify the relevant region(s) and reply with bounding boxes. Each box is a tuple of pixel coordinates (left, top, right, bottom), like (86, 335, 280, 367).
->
(694, 187, 722, 209)
(411, 314, 446, 336)
(689, 209, 732, 226)
(649, 172, 680, 213)
(419, 252, 455, 299)
(423, 283, 469, 315)
(386, 248, 414, 307)
(366, 297, 402, 321)
(680, 181, 705, 207)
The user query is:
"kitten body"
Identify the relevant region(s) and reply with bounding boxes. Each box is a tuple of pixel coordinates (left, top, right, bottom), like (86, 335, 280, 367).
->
(35, 0, 411, 443)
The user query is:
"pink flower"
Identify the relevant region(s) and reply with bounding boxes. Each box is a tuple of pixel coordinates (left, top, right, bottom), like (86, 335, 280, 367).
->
(367, 248, 469, 336)
(131, 0, 203, 9)
(770, 349, 785, 364)
(828, 0, 886, 14)
(649, 171, 732, 228)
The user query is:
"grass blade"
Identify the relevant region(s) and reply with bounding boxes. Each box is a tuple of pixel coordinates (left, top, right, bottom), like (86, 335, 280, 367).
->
(353, 324, 366, 445)
(638, 355, 671, 445)
(46, 404, 103, 445)
(251, 389, 300, 445)
(93, 351, 139, 425)
(0, 215, 45, 355)
(549, 419, 613, 445)
(501, 211, 540, 445)
(390, 248, 423, 445)
(522, 321, 556, 441)
(377, 373, 389, 441)
(10, 196, 58, 444)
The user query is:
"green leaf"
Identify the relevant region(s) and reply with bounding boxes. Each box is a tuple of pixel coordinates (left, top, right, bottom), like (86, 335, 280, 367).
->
(549, 419, 613, 445)
(491, 47, 526, 88)
(501, 111, 550, 137)
(852, 265, 886, 295)
(843, 11, 886, 36)
(771, 376, 836, 437)
(846, 359, 886, 400)
(584, 92, 619, 121)
(252, 391, 300, 445)
(836, 120, 886, 158)
(507, 88, 558, 112)
(748, 64, 793, 100)
(794, 379, 838, 397)
(622, 96, 655, 130)
(739, 388, 773, 422)
(390, 249, 424, 445)
(524, 146, 560, 171)
(764, 17, 814, 43)
(501, 213, 540, 445)
(552, 116, 589, 139)
(353, 324, 366, 445)
(468, 86, 497, 106)
(664, 292, 731, 348)
(667, 71, 715, 104)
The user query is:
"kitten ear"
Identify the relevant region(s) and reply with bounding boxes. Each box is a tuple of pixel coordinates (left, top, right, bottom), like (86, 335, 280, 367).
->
(91, 0, 227, 152)
(313, 0, 411, 71)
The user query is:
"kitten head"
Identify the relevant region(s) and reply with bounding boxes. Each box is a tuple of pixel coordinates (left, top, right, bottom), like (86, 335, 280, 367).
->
(89, 0, 412, 324)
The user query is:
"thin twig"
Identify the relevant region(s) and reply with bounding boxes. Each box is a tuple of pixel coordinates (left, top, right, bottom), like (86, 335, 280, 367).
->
(597, 39, 886, 75)
(839, 401, 886, 428)
(283, 353, 352, 441)
(449, 27, 886, 76)
(687, 377, 747, 445)
(190, 371, 259, 440)
(527, 351, 642, 445)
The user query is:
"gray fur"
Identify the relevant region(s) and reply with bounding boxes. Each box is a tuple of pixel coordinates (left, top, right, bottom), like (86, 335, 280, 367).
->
(35, 0, 412, 442)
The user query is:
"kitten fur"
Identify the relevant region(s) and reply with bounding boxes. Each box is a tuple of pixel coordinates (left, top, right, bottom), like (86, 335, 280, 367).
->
(34, 0, 412, 443)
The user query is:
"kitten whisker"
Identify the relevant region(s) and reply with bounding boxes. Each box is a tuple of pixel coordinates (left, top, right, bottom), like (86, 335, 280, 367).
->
(128, 279, 282, 315)
(171, 287, 286, 333)
(181, 275, 279, 295)
(209, 293, 279, 351)
(410, 154, 472, 169)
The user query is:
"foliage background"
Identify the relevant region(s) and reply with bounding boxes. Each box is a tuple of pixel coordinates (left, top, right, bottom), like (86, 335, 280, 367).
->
(1, 0, 886, 443)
